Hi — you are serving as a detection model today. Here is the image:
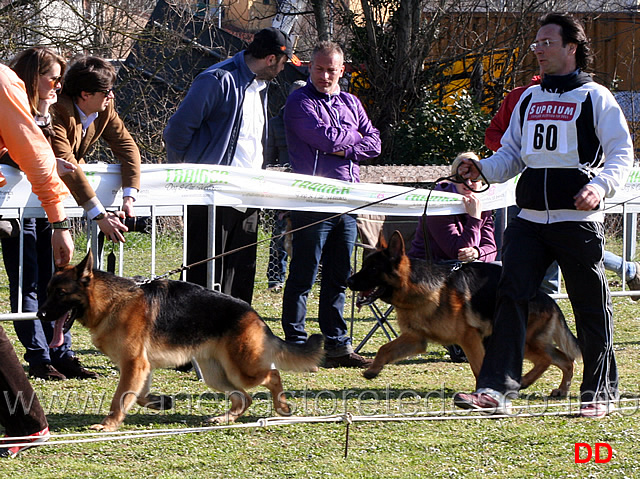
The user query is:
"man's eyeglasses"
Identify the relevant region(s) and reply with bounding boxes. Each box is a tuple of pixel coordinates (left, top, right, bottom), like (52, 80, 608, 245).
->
(529, 39, 559, 51)
(95, 88, 114, 96)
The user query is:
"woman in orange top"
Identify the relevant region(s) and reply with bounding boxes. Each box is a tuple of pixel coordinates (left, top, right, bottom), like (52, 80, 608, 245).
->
(0, 53, 74, 458)
(0, 48, 97, 381)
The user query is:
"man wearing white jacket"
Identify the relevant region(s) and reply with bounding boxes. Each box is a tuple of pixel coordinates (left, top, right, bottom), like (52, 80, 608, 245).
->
(454, 13, 634, 418)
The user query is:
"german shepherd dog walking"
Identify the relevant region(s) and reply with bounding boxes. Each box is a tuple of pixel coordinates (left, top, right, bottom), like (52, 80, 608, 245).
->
(37, 251, 324, 431)
(347, 231, 581, 397)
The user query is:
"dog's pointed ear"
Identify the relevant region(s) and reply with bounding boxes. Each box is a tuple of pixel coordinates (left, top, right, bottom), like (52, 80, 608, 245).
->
(387, 230, 405, 260)
(76, 250, 94, 283)
(376, 231, 388, 250)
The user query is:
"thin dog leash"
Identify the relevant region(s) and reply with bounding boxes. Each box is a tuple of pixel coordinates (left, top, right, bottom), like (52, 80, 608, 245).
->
(184, 158, 490, 277)
(146, 158, 490, 283)
(141, 162, 637, 283)
(144, 184, 426, 283)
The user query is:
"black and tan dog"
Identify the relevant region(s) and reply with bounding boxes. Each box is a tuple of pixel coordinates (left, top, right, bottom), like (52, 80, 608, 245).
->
(347, 231, 581, 397)
(37, 251, 323, 431)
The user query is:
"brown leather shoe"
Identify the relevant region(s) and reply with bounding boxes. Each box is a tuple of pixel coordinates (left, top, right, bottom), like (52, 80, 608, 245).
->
(627, 263, 640, 301)
(323, 352, 372, 369)
(29, 363, 66, 381)
(52, 356, 99, 380)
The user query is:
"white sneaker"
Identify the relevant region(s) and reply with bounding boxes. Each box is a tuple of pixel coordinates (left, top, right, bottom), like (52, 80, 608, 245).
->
(580, 400, 616, 418)
(454, 388, 513, 415)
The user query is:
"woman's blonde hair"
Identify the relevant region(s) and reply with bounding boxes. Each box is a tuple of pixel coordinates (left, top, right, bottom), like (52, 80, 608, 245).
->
(450, 152, 480, 179)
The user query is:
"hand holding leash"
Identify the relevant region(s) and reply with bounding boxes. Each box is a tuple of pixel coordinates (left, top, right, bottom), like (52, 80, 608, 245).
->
(457, 158, 482, 182)
(96, 211, 128, 243)
(457, 246, 479, 262)
(51, 229, 74, 266)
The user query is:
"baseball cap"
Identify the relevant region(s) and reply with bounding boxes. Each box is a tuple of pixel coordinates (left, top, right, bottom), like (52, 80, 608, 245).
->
(251, 27, 301, 66)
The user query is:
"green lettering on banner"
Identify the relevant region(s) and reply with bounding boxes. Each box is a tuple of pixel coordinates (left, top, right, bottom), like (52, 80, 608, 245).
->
(628, 170, 640, 183)
(165, 168, 230, 184)
(405, 193, 457, 203)
(166, 169, 184, 183)
(291, 179, 351, 195)
(218, 170, 230, 183)
(85, 171, 99, 185)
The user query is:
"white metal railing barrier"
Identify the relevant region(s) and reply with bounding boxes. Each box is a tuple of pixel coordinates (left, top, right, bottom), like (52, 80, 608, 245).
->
(0, 163, 639, 320)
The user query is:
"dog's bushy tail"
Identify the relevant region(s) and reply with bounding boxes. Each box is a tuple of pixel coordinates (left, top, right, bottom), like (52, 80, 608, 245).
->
(551, 302, 582, 362)
(268, 333, 325, 371)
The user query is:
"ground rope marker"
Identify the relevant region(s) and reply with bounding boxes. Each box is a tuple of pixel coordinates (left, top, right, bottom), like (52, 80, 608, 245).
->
(2, 397, 637, 451)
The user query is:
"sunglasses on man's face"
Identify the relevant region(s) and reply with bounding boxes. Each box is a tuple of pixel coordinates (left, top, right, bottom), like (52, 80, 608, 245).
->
(94, 88, 114, 97)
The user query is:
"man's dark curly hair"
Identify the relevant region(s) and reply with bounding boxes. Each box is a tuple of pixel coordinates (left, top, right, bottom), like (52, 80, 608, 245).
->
(61, 56, 116, 99)
(539, 13, 593, 71)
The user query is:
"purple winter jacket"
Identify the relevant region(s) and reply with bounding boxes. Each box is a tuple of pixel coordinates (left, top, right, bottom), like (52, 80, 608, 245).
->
(407, 182, 497, 263)
(283, 81, 381, 182)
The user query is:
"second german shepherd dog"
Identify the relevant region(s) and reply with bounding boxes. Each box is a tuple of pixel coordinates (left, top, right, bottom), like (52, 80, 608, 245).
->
(37, 251, 324, 431)
(347, 231, 581, 397)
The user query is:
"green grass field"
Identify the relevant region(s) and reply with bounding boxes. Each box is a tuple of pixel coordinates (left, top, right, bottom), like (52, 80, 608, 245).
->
(1, 227, 640, 478)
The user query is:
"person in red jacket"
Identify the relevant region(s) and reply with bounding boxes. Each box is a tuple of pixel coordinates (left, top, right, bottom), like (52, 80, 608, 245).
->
(485, 75, 541, 152)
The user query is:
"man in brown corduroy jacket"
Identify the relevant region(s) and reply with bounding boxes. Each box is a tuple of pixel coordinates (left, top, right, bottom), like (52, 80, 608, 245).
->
(51, 55, 141, 243)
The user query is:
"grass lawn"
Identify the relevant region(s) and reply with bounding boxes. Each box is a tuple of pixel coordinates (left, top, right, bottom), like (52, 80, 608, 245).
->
(1, 226, 640, 478)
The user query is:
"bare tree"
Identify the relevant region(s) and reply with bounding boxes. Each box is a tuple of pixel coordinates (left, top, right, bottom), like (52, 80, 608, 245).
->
(292, 0, 635, 160)
(0, 0, 637, 164)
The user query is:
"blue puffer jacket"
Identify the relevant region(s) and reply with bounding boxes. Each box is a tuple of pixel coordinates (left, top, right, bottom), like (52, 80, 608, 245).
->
(163, 51, 267, 165)
(283, 81, 381, 182)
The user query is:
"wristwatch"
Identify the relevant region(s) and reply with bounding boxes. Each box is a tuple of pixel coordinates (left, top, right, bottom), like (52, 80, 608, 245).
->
(51, 218, 70, 230)
(34, 114, 51, 127)
(93, 212, 107, 221)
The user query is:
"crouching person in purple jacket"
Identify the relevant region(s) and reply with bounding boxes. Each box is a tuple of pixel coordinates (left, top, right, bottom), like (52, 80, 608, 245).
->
(281, 41, 381, 369)
(407, 152, 497, 363)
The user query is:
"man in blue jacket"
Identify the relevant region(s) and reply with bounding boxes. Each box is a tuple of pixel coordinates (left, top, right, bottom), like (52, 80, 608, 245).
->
(282, 41, 381, 368)
(163, 28, 299, 303)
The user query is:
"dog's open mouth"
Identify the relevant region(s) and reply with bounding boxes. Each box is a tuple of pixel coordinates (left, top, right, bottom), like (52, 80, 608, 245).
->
(49, 309, 77, 349)
(356, 287, 385, 309)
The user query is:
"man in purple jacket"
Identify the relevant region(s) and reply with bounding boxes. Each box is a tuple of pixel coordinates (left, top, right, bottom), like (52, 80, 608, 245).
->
(281, 41, 381, 368)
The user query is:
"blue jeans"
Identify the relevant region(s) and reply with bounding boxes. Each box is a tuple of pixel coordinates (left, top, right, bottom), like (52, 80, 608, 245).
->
(2, 218, 72, 365)
(281, 212, 357, 356)
(603, 250, 637, 281)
